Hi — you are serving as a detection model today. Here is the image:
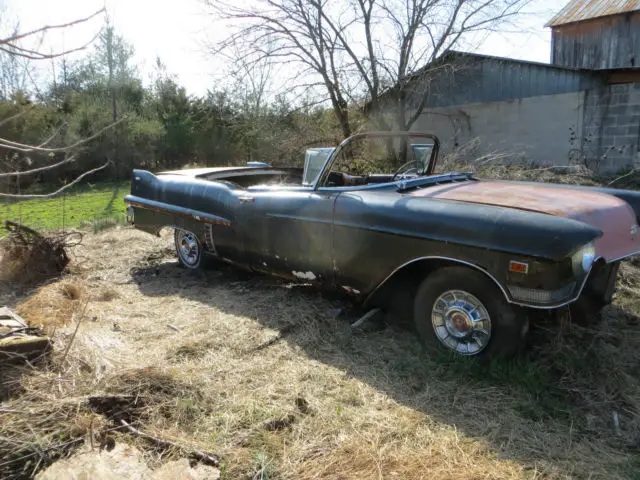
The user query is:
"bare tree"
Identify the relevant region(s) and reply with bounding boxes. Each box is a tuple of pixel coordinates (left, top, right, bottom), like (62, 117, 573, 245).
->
(206, 0, 532, 137)
(0, 8, 127, 199)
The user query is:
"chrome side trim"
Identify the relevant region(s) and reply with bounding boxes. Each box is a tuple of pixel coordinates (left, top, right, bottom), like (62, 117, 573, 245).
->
(364, 256, 511, 307)
(364, 255, 600, 310)
(606, 249, 640, 263)
(125, 195, 231, 227)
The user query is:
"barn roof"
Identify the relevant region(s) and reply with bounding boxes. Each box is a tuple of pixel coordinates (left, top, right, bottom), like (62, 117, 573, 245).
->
(545, 0, 640, 28)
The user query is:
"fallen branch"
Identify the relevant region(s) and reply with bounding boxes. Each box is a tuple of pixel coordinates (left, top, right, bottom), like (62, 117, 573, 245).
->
(251, 324, 298, 352)
(58, 300, 90, 371)
(1, 220, 83, 284)
(119, 419, 220, 467)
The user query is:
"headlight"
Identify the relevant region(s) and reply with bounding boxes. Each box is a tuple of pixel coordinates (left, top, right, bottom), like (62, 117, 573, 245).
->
(571, 241, 596, 275)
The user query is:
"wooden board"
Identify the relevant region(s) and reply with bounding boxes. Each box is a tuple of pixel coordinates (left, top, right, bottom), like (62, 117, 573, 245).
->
(0, 306, 51, 362)
(0, 306, 28, 333)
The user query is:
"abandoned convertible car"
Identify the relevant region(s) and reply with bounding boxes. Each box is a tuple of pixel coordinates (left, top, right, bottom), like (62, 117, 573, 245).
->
(125, 132, 640, 360)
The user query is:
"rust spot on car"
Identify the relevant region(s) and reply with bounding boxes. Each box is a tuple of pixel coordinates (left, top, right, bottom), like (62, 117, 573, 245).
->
(410, 181, 640, 261)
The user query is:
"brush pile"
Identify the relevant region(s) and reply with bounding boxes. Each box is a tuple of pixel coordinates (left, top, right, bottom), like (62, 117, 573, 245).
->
(0, 221, 82, 285)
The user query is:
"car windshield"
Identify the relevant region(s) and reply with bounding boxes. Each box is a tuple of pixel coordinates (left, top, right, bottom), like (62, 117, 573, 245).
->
(412, 144, 434, 175)
(314, 133, 439, 188)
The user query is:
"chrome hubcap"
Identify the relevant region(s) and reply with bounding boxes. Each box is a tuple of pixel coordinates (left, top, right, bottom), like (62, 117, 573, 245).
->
(431, 290, 491, 355)
(176, 231, 199, 266)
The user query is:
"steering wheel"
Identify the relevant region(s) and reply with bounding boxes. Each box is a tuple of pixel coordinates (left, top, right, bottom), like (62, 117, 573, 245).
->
(392, 160, 418, 181)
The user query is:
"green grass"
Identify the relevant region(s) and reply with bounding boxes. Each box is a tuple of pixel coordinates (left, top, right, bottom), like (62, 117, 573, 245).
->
(0, 181, 130, 232)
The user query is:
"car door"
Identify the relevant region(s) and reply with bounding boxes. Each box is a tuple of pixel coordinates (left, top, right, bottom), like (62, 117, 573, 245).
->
(235, 186, 338, 283)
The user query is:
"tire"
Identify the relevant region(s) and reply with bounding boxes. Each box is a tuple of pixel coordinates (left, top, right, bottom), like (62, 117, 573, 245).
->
(174, 229, 203, 269)
(569, 294, 604, 326)
(413, 266, 529, 361)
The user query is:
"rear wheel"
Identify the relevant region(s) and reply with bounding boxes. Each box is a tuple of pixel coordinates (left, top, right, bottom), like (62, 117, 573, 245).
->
(414, 267, 529, 361)
(174, 229, 203, 269)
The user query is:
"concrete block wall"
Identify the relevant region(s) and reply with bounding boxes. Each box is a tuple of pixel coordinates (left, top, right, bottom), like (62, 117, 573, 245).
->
(582, 83, 640, 172)
(413, 82, 640, 173)
(414, 91, 584, 168)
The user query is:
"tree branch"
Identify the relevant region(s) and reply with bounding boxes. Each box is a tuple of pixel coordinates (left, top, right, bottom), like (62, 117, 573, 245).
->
(0, 161, 112, 199)
(0, 9, 105, 46)
(0, 155, 77, 178)
(0, 116, 126, 153)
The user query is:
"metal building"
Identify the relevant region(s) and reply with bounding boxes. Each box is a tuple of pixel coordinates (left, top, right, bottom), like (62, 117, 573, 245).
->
(546, 0, 640, 72)
(375, 0, 640, 172)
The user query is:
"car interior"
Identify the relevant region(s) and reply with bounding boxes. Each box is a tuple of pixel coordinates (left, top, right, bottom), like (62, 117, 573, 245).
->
(193, 135, 437, 190)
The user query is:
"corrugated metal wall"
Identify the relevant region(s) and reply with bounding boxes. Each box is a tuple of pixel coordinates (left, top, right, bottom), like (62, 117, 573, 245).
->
(412, 54, 602, 109)
(551, 12, 640, 69)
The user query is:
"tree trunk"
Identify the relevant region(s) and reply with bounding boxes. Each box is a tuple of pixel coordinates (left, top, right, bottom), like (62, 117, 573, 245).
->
(106, 28, 119, 180)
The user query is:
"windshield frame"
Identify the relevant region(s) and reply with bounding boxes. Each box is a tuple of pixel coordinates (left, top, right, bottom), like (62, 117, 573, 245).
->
(313, 131, 441, 190)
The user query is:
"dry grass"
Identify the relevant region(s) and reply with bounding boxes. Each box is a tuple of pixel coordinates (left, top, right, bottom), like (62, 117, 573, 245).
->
(1, 222, 639, 479)
(435, 138, 640, 190)
(14, 281, 86, 332)
(96, 286, 119, 302)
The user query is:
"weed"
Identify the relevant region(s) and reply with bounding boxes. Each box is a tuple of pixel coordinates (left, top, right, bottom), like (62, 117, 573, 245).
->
(252, 452, 276, 480)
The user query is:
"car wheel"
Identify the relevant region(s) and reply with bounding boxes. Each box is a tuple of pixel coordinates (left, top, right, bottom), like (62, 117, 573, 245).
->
(174, 229, 203, 269)
(569, 295, 604, 326)
(413, 266, 529, 361)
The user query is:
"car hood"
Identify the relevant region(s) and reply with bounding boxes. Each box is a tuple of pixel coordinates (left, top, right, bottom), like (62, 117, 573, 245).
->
(410, 180, 640, 262)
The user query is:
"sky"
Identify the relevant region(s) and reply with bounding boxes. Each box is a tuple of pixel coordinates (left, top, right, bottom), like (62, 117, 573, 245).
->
(1, 0, 564, 96)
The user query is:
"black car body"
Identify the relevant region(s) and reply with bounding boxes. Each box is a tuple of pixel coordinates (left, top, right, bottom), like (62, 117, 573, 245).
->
(125, 132, 640, 360)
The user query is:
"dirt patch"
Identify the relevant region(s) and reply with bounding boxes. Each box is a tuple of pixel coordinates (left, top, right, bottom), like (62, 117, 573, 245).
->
(103, 367, 204, 401)
(166, 340, 216, 363)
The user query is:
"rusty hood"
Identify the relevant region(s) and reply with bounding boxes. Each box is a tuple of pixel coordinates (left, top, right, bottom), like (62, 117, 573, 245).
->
(410, 180, 640, 262)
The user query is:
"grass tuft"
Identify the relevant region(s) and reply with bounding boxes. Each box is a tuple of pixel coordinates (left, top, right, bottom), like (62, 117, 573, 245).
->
(15, 281, 85, 332)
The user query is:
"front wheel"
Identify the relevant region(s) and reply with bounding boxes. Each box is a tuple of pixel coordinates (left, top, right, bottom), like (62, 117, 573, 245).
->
(414, 267, 529, 361)
(174, 229, 203, 269)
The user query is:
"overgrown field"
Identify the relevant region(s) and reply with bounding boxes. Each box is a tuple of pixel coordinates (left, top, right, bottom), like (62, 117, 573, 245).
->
(0, 181, 130, 232)
(1, 165, 640, 479)
(1, 227, 639, 479)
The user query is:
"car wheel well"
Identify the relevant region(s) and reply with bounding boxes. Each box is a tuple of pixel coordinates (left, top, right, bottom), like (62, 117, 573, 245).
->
(366, 258, 505, 324)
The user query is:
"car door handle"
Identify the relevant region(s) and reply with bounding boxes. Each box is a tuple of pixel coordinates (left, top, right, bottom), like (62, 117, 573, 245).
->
(239, 195, 255, 203)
